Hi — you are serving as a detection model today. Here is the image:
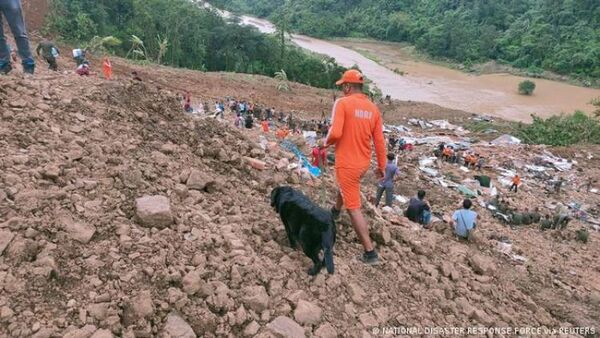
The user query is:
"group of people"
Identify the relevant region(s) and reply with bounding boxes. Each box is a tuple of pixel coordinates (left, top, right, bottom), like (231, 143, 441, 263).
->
(0, 1, 118, 80)
(436, 143, 483, 170)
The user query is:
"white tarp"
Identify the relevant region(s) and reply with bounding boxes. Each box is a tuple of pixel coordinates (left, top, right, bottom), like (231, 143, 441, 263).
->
(491, 134, 521, 145)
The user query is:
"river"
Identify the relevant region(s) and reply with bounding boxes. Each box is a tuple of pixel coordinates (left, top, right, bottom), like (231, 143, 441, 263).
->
(207, 3, 600, 122)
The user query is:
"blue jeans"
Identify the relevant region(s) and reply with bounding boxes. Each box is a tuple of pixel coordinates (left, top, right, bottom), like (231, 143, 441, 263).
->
(375, 185, 394, 207)
(0, 0, 34, 66)
(420, 210, 432, 225)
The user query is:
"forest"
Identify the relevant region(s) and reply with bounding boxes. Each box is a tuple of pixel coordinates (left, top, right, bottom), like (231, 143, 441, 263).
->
(48, 0, 346, 89)
(211, 0, 600, 81)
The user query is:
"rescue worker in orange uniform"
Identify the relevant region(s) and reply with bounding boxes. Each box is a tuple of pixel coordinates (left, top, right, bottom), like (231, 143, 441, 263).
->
(102, 57, 113, 80)
(510, 174, 521, 193)
(326, 69, 387, 265)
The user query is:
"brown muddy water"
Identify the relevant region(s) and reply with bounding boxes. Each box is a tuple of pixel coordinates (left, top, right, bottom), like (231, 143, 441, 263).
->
(215, 5, 600, 122)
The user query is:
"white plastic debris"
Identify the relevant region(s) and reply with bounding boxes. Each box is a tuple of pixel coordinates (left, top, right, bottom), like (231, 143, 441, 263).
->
(491, 134, 521, 145)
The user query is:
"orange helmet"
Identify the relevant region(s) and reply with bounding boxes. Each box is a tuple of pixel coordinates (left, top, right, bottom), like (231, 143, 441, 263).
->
(336, 69, 364, 85)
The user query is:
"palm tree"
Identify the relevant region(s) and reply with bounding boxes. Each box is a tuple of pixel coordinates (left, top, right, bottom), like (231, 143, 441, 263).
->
(274, 69, 291, 92)
(127, 35, 148, 60)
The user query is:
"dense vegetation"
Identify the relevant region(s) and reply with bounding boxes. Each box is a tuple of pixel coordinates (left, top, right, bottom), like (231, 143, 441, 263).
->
(212, 0, 600, 81)
(48, 0, 346, 88)
(517, 111, 600, 146)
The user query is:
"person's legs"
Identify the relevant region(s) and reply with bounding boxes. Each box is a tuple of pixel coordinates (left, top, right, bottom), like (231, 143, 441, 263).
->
(384, 186, 394, 207)
(421, 210, 432, 225)
(374, 186, 385, 207)
(2, 0, 34, 67)
(47, 56, 57, 71)
(347, 209, 374, 252)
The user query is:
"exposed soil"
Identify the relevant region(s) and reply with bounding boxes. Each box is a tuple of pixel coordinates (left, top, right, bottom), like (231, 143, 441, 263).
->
(1, 49, 599, 338)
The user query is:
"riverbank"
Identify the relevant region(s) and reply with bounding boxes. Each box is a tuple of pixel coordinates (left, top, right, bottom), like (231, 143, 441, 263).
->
(334, 38, 600, 89)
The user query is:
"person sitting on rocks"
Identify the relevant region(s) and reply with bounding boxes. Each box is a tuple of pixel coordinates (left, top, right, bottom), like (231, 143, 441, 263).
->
(450, 199, 477, 239)
(76, 61, 95, 76)
(405, 190, 432, 227)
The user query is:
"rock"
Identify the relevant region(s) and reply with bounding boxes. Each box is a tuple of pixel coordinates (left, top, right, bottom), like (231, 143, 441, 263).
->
(0, 306, 14, 320)
(358, 313, 378, 328)
(60, 216, 96, 244)
(276, 158, 290, 171)
(135, 195, 173, 228)
(243, 321, 260, 337)
(174, 184, 189, 198)
(315, 323, 337, 338)
(31, 328, 55, 338)
(244, 157, 267, 170)
(87, 303, 110, 321)
(266, 316, 305, 338)
(348, 283, 366, 304)
(90, 329, 113, 338)
(182, 270, 204, 295)
(469, 254, 496, 275)
(186, 169, 210, 190)
(122, 291, 154, 326)
(131, 290, 154, 319)
(0, 229, 15, 255)
(161, 143, 178, 154)
(42, 164, 61, 180)
(293, 300, 322, 325)
(62, 325, 97, 338)
(162, 312, 196, 338)
(9, 99, 27, 108)
(372, 226, 391, 246)
(242, 285, 270, 312)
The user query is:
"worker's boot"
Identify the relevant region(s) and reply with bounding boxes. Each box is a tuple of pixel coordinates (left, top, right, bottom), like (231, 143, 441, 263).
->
(0, 62, 12, 75)
(22, 59, 35, 75)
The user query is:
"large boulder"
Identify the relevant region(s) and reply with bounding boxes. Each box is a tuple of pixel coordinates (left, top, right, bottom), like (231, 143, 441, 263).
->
(162, 312, 196, 338)
(186, 169, 210, 191)
(266, 316, 305, 338)
(293, 300, 322, 325)
(135, 195, 173, 228)
(242, 285, 270, 312)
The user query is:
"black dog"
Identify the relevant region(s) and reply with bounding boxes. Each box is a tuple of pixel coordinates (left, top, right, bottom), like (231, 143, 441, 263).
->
(270, 186, 336, 275)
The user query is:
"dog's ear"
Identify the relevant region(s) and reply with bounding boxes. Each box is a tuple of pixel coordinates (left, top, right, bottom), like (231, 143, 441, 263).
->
(270, 187, 280, 208)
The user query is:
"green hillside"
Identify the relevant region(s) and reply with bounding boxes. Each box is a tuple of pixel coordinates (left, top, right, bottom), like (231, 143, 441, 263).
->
(211, 0, 600, 82)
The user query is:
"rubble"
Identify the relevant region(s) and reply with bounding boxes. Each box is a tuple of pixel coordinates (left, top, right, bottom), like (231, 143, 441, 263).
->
(0, 49, 597, 338)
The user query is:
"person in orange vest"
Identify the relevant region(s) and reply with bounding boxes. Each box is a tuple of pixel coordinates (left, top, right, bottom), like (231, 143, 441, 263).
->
(326, 69, 386, 265)
(261, 119, 270, 133)
(510, 174, 521, 193)
(276, 127, 289, 139)
(102, 57, 112, 80)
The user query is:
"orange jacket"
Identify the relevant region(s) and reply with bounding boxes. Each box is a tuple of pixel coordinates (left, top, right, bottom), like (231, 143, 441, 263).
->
(325, 93, 386, 171)
(513, 176, 521, 185)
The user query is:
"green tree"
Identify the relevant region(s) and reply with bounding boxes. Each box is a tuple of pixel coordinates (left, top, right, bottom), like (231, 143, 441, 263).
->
(518, 80, 536, 95)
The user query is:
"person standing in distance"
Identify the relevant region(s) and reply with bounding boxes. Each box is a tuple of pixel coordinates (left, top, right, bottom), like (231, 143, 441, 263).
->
(326, 69, 387, 265)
